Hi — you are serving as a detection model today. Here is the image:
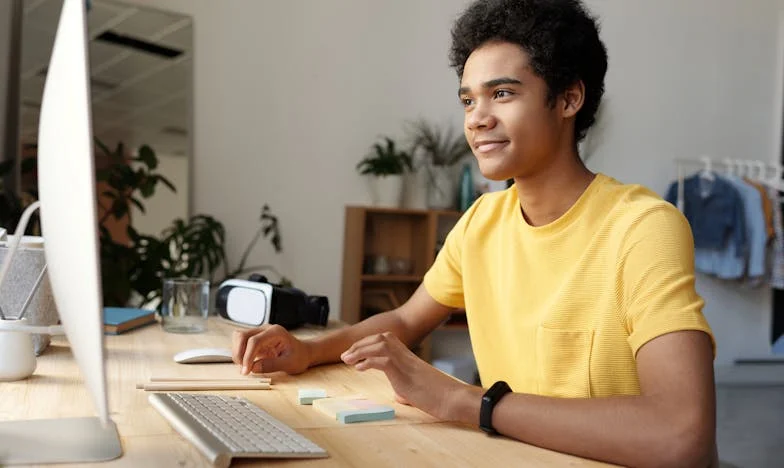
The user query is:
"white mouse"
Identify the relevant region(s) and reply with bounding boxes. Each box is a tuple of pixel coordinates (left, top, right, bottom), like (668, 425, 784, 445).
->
(173, 348, 234, 364)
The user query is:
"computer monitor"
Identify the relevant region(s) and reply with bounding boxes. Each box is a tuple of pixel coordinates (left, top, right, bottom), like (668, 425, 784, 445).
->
(0, 0, 122, 464)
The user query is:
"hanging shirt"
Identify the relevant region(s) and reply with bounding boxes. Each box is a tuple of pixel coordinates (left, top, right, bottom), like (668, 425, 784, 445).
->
(743, 178, 774, 241)
(690, 176, 764, 280)
(726, 176, 767, 280)
(665, 174, 745, 251)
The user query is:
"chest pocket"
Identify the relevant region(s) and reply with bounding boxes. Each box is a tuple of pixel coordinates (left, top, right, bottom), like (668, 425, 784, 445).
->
(536, 326, 594, 398)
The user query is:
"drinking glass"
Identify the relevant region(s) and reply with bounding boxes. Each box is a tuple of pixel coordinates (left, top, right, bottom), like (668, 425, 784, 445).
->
(160, 278, 209, 333)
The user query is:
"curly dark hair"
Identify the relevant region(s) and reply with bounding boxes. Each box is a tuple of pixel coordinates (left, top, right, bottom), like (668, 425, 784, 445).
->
(450, 0, 608, 143)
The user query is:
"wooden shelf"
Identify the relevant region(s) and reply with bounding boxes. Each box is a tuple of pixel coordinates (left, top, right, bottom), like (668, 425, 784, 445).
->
(341, 206, 462, 362)
(361, 274, 423, 283)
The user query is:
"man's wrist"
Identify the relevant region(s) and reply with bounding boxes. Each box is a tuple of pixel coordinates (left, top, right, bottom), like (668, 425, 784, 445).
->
(303, 338, 319, 368)
(446, 383, 484, 424)
(479, 381, 513, 435)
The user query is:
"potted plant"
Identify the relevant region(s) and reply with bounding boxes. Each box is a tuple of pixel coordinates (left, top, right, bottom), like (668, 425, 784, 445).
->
(406, 118, 472, 209)
(356, 136, 413, 207)
(95, 142, 289, 306)
(1, 139, 290, 311)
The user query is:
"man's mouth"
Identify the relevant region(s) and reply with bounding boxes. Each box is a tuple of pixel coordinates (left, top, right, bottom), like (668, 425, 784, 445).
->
(474, 140, 509, 153)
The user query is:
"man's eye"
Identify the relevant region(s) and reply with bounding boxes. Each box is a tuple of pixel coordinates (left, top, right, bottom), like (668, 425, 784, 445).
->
(461, 97, 474, 107)
(494, 90, 512, 99)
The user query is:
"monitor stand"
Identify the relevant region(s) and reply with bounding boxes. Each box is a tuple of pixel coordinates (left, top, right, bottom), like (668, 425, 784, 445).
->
(0, 417, 122, 464)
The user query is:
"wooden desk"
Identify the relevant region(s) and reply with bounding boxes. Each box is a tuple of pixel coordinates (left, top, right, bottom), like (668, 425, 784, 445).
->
(1, 318, 614, 467)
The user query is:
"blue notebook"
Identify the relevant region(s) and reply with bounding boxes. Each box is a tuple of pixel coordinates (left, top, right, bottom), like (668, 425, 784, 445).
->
(103, 307, 156, 335)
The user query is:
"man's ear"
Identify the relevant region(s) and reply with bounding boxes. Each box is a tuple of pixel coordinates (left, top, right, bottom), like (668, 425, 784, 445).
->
(561, 80, 585, 118)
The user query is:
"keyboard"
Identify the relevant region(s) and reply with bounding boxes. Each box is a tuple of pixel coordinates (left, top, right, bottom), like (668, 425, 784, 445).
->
(148, 392, 328, 467)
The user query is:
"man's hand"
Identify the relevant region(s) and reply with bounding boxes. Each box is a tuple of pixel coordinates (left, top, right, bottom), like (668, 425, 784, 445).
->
(340, 332, 467, 420)
(231, 325, 312, 375)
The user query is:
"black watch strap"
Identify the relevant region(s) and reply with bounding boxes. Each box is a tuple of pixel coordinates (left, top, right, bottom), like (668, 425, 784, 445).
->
(479, 381, 512, 435)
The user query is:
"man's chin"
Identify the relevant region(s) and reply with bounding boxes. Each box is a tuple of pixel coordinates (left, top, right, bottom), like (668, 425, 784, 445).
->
(477, 161, 515, 182)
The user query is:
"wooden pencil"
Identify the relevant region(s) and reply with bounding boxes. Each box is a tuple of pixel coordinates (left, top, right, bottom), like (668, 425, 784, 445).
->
(149, 376, 271, 383)
(137, 381, 271, 391)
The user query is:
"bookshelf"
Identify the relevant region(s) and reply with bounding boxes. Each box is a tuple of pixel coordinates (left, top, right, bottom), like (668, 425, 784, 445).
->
(340, 206, 465, 360)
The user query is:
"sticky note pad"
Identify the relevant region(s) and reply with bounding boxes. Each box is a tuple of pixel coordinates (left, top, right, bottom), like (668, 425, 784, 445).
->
(312, 397, 395, 424)
(298, 388, 328, 405)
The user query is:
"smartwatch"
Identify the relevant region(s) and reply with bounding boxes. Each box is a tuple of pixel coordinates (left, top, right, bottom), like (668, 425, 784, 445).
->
(479, 380, 512, 435)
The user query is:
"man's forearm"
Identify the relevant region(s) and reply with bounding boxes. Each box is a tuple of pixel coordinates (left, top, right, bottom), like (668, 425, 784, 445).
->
(306, 310, 422, 367)
(448, 386, 715, 468)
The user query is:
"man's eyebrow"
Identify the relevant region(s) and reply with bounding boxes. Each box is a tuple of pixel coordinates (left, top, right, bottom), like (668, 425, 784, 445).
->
(458, 77, 522, 96)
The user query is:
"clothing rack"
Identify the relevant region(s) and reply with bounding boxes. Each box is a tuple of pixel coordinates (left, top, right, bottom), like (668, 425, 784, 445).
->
(674, 157, 784, 212)
(674, 157, 784, 363)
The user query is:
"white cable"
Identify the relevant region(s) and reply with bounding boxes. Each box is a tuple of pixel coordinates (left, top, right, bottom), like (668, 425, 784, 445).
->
(17, 264, 48, 320)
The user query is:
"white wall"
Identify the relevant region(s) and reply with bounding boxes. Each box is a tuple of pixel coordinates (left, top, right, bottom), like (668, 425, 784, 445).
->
(125, 0, 471, 298)
(131, 153, 189, 236)
(126, 0, 784, 365)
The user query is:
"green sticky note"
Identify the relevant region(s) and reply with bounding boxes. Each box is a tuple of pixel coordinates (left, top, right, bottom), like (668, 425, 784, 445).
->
(298, 388, 327, 405)
(338, 406, 395, 424)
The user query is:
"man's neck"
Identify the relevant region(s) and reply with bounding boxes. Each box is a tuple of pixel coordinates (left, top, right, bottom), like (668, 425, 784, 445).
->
(513, 156, 595, 227)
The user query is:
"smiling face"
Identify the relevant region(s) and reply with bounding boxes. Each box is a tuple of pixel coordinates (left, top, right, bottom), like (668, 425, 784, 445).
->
(459, 41, 579, 181)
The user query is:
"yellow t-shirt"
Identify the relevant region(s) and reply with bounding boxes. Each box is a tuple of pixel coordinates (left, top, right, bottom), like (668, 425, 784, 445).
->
(423, 173, 714, 398)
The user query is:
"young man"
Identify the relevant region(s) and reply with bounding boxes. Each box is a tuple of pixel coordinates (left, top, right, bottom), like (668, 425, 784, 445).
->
(232, 0, 717, 466)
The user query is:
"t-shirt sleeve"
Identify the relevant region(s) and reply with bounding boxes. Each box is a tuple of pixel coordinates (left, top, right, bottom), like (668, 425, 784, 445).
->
(622, 205, 716, 358)
(422, 196, 485, 308)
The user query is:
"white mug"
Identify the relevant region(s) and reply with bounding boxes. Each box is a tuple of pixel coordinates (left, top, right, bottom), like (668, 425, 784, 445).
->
(0, 318, 63, 381)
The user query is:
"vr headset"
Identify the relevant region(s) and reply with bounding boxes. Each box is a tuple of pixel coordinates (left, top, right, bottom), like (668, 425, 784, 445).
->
(215, 274, 329, 329)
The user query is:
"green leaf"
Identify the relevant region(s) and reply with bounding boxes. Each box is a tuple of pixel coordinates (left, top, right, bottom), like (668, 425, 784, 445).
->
(118, 164, 136, 186)
(156, 175, 176, 193)
(405, 119, 469, 167)
(106, 174, 123, 191)
(385, 137, 395, 154)
(260, 205, 272, 220)
(140, 177, 155, 198)
(94, 138, 112, 158)
(130, 197, 145, 213)
(357, 136, 413, 176)
(115, 142, 125, 162)
(111, 199, 128, 219)
(136, 145, 158, 170)
(126, 225, 139, 240)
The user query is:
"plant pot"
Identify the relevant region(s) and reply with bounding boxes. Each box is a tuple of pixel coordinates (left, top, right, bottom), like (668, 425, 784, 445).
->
(368, 175, 404, 207)
(427, 166, 457, 210)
